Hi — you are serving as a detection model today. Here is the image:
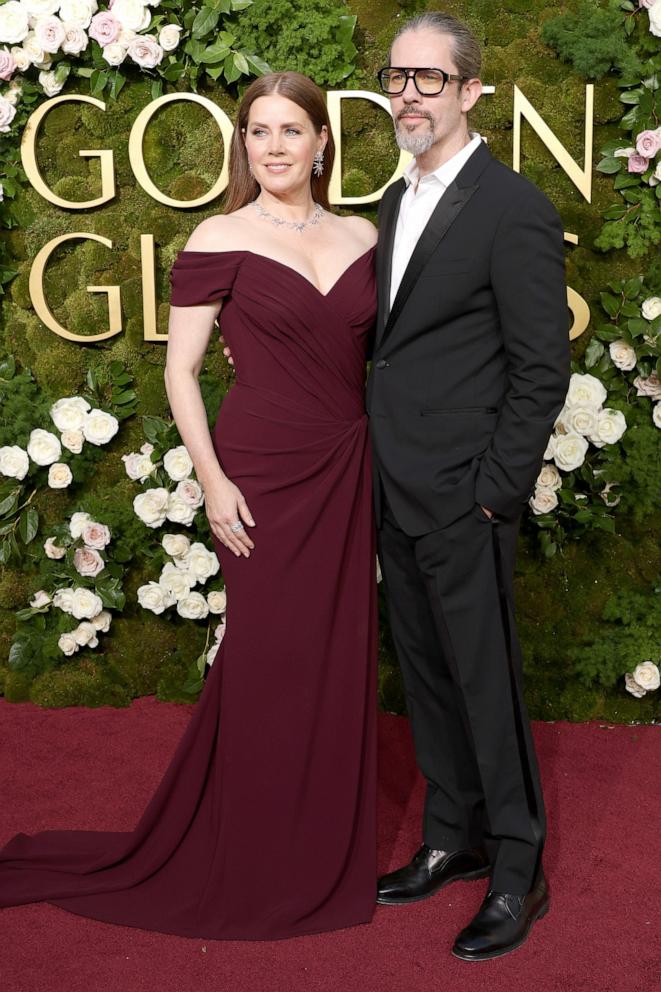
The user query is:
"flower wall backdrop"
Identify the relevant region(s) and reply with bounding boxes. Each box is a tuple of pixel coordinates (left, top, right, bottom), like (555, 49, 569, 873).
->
(0, 0, 659, 720)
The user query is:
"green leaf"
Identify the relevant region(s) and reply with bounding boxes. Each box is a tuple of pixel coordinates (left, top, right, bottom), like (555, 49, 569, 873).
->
(0, 535, 12, 564)
(245, 52, 271, 76)
(111, 389, 137, 405)
(596, 157, 621, 175)
(614, 172, 642, 190)
(231, 0, 253, 9)
(600, 292, 620, 319)
(151, 78, 163, 101)
(8, 638, 29, 670)
(233, 51, 250, 76)
(585, 338, 605, 369)
(201, 41, 230, 64)
(0, 355, 16, 379)
(18, 507, 39, 544)
(86, 366, 98, 391)
(223, 52, 241, 83)
(602, 205, 627, 220)
(90, 68, 107, 98)
(620, 89, 642, 105)
(627, 318, 649, 338)
(192, 6, 220, 39)
(142, 415, 170, 444)
(0, 489, 20, 518)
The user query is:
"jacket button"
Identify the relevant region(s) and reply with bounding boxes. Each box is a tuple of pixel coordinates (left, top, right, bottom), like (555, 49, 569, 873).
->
(375, 359, 389, 369)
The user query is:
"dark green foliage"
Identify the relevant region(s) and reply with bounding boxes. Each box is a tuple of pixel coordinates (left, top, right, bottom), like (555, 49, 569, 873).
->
(541, 0, 643, 79)
(234, 0, 358, 85)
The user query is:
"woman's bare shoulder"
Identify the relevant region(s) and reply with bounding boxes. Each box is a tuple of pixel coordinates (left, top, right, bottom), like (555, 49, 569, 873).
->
(183, 211, 250, 251)
(335, 213, 378, 249)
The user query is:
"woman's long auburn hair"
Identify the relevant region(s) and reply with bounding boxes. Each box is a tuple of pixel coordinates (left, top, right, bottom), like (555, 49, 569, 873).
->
(223, 71, 335, 214)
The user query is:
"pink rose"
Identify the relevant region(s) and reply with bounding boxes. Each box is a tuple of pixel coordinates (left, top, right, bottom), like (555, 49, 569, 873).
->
(627, 153, 649, 174)
(81, 520, 111, 549)
(638, 0, 655, 8)
(89, 11, 121, 46)
(635, 129, 661, 159)
(633, 372, 661, 401)
(0, 47, 16, 81)
(73, 546, 105, 577)
(127, 34, 163, 69)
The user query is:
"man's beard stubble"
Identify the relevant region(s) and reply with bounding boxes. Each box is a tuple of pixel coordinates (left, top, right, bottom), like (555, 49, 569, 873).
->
(394, 111, 436, 156)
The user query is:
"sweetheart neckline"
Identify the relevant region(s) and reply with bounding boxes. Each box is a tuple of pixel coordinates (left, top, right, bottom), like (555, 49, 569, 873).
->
(176, 245, 376, 299)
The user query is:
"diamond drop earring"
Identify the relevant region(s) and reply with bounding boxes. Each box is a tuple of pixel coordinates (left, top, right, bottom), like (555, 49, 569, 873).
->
(313, 150, 324, 177)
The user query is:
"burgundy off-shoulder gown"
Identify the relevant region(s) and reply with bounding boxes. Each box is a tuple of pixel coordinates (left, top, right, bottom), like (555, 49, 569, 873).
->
(0, 247, 379, 940)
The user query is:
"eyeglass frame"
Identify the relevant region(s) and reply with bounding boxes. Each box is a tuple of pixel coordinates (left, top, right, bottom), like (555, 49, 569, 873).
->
(377, 66, 467, 97)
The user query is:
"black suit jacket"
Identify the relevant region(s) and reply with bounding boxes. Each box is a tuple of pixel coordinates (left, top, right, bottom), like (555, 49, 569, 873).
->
(367, 139, 571, 535)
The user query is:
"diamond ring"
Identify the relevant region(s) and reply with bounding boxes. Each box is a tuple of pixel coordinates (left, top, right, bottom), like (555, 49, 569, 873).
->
(230, 521, 244, 533)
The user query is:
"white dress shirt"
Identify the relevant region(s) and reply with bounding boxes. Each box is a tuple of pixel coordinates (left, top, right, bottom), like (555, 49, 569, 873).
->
(389, 132, 484, 310)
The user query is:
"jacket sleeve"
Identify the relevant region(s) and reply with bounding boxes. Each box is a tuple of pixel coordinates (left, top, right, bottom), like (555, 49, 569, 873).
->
(474, 190, 571, 518)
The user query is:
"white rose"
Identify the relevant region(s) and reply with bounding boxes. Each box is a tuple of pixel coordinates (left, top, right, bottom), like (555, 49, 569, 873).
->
(650, 160, 661, 187)
(137, 580, 175, 614)
(0, 94, 17, 132)
(81, 520, 110, 549)
(140, 442, 154, 455)
(48, 461, 73, 488)
(27, 427, 61, 465)
(207, 589, 227, 614)
(11, 45, 31, 71)
(165, 492, 196, 526)
(649, 2, 661, 38)
(121, 450, 156, 482)
(73, 545, 104, 577)
(589, 408, 627, 448)
(529, 486, 558, 516)
(58, 0, 97, 29)
(0, 444, 29, 480)
(564, 405, 599, 437)
(175, 478, 204, 508)
(158, 561, 193, 600)
(162, 532, 190, 558)
(176, 591, 209, 620)
(134, 487, 169, 527)
(183, 542, 220, 584)
(23, 1, 62, 15)
(38, 68, 64, 96)
(542, 434, 556, 461)
(641, 296, 661, 321)
(206, 642, 220, 667)
(102, 40, 126, 65)
(70, 586, 103, 620)
(52, 587, 75, 613)
(61, 21, 88, 54)
(34, 15, 66, 53)
(29, 589, 51, 608)
(158, 23, 181, 51)
(4, 82, 21, 106)
(0, 3, 30, 45)
(58, 631, 79, 656)
(633, 661, 660, 692)
(112, 0, 150, 32)
(552, 432, 589, 472)
(73, 620, 98, 647)
(44, 536, 66, 559)
(163, 445, 193, 482)
(82, 408, 119, 445)
(566, 372, 608, 411)
(61, 429, 84, 453)
(653, 402, 661, 429)
(608, 339, 637, 372)
(21, 32, 46, 65)
(624, 673, 646, 698)
(536, 463, 562, 491)
(69, 510, 91, 538)
(91, 609, 111, 632)
(553, 404, 572, 434)
(50, 395, 90, 432)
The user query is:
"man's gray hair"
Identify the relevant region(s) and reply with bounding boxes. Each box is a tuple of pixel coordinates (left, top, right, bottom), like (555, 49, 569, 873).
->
(389, 12, 482, 81)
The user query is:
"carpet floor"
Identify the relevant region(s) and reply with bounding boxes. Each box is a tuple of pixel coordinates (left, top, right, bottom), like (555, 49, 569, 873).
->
(0, 697, 659, 992)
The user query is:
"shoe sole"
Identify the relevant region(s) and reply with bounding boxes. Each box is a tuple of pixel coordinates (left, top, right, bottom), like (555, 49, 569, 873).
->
(376, 865, 492, 906)
(451, 898, 550, 962)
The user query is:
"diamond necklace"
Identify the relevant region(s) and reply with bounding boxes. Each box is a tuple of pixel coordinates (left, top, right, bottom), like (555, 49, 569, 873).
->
(250, 198, 324, 233)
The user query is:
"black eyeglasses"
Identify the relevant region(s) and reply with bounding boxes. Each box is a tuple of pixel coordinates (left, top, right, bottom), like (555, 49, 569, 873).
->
(378, 66, 465, 96)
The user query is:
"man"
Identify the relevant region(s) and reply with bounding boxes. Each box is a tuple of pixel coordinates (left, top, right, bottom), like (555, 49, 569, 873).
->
(368, 12, 570, 961)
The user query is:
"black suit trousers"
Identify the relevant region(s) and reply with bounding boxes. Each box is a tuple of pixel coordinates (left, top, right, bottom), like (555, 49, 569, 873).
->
(377, 485, 546, 895)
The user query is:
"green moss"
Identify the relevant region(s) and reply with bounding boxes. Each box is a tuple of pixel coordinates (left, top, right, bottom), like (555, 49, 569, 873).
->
(29, 665, 132, 708)
(4, 671, 33, 703)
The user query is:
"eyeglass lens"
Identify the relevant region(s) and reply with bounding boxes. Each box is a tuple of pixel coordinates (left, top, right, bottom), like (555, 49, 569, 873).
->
(381, 68, 446, 95)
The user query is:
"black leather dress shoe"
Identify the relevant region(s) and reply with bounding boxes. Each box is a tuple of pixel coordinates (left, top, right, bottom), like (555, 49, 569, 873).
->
(377, 844, 490, 905)
(452, 872, 550, 961)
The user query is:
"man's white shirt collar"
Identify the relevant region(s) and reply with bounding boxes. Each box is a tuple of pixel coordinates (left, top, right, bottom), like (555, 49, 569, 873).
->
(402, 131, 484, 192)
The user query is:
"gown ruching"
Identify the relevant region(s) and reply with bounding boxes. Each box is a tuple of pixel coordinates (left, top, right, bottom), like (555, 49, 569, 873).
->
(0, 247, 379, 941)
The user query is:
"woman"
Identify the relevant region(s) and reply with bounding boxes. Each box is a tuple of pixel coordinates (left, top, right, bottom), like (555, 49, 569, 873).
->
(0, 72, 379, 941)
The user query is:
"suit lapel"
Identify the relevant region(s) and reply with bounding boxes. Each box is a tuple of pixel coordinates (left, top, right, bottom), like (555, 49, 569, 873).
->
(378, 139, 493, 348)
(376, 179, 405, 339)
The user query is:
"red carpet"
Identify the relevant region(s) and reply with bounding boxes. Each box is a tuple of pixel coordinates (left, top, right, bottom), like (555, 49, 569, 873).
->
(0, 698, 659, 992)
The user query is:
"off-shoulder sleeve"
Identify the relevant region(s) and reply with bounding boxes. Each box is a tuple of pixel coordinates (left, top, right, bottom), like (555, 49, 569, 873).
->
(169, 250, 241, 307)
